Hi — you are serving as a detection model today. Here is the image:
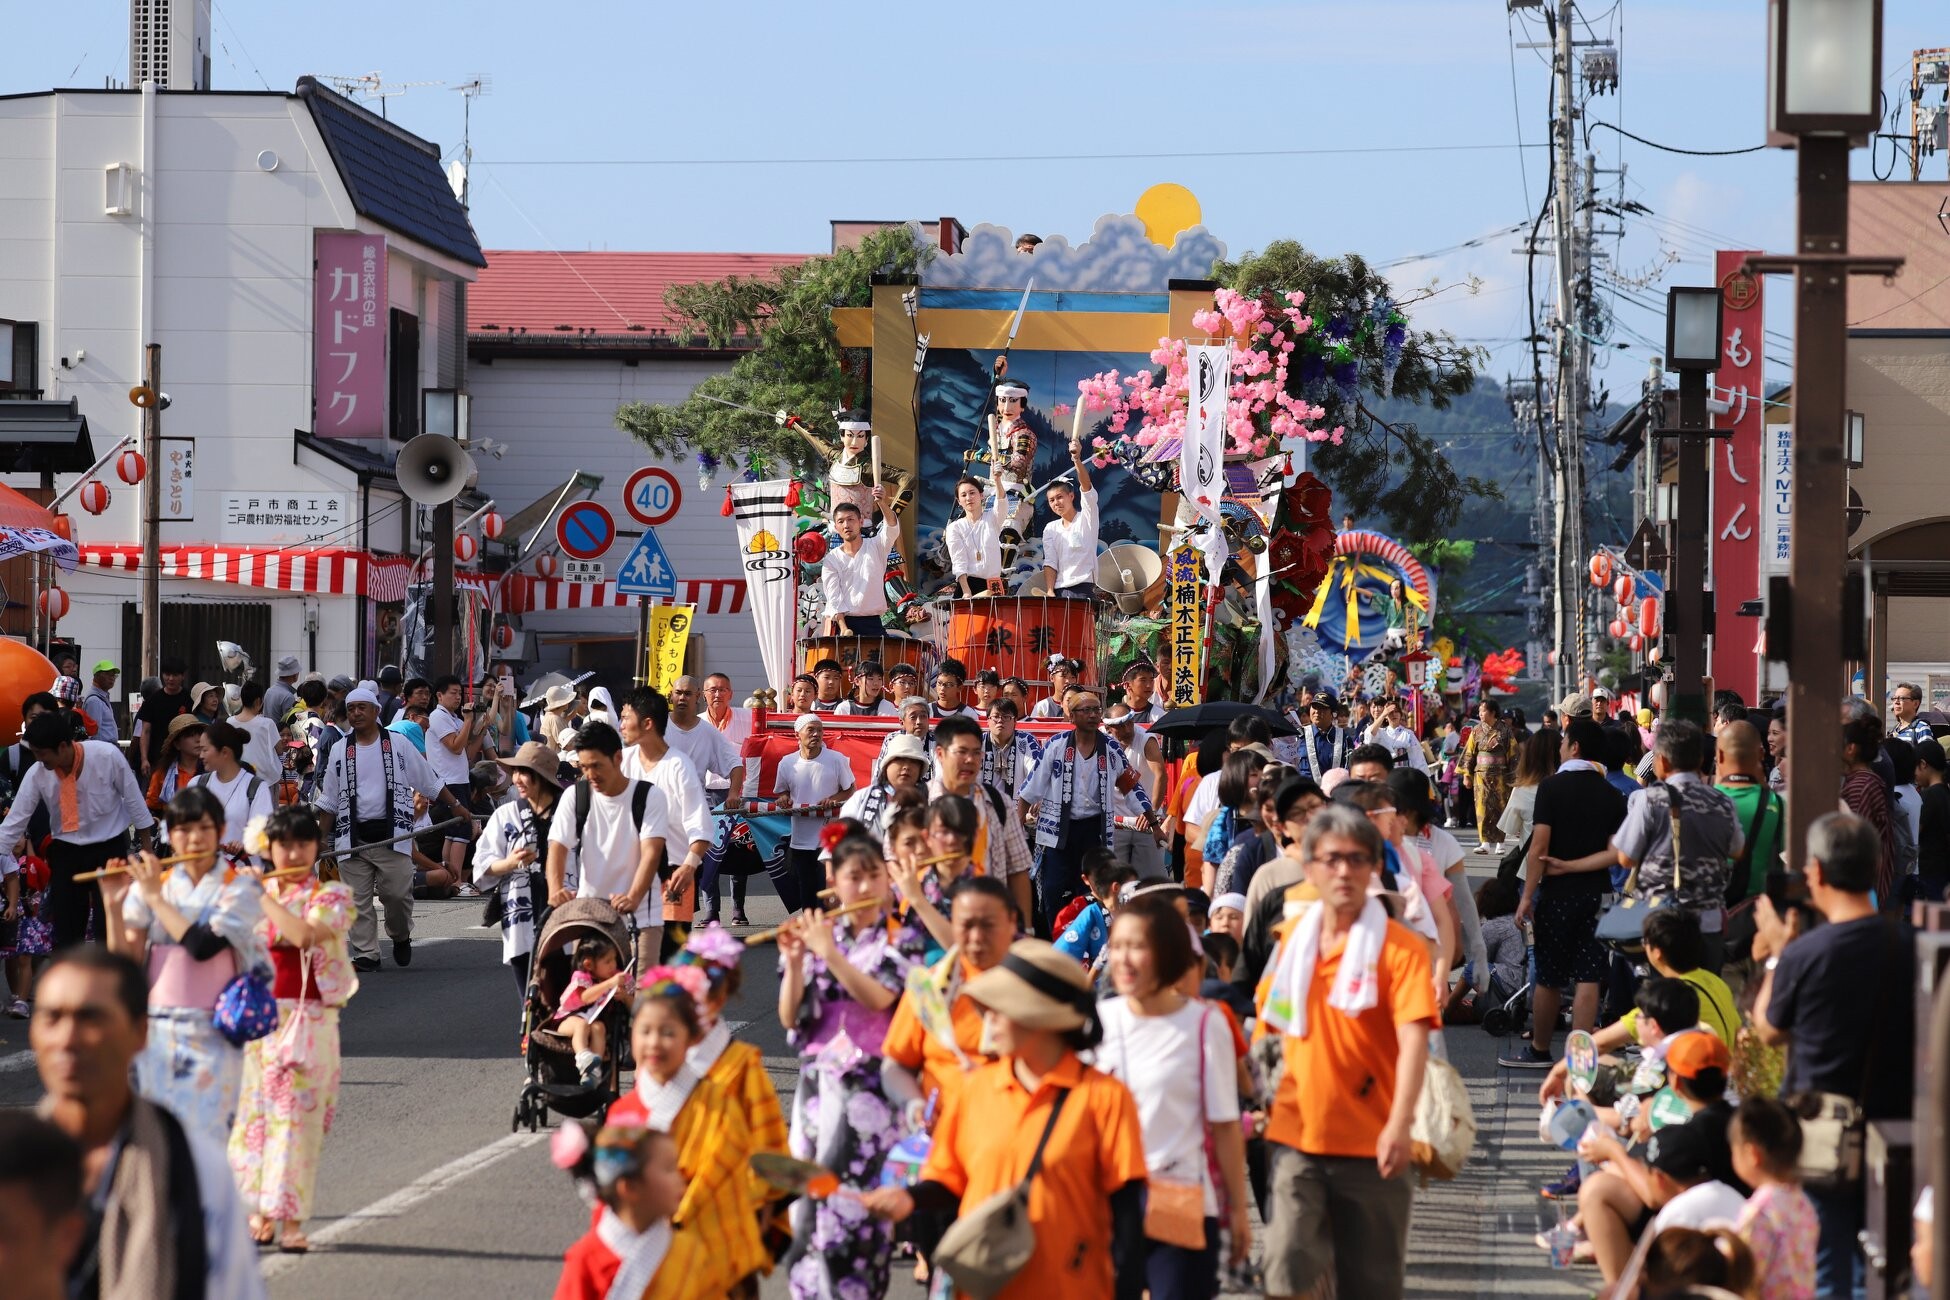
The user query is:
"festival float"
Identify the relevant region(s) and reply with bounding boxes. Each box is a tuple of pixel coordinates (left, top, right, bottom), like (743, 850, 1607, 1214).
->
(694, 192, 1484, 797)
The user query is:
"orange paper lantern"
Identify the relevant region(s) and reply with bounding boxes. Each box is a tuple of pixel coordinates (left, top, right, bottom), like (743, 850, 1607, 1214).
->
(79, 480, 110, 515)
(1613, 575, 1633, 607)
(116, 449, 147, 485)
(492, 622, 515, 650)
(1609, 618, 1628, 639)
(39, 587, 69, 621)
(1589, 553, 1612, 587)
(1639, 595, 1661, 639)
(535, 553, 558, 579)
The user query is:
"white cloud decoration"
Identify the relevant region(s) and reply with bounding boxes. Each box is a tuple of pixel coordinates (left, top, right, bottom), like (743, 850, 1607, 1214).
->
(923, 215, 1228, 292)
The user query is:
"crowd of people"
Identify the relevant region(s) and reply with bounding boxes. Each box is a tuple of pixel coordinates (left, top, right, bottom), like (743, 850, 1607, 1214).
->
(0, 646, 1940, 1299)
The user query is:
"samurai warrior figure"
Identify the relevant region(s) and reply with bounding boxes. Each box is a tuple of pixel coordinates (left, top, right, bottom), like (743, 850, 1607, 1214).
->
(981, 379, 1037, 569)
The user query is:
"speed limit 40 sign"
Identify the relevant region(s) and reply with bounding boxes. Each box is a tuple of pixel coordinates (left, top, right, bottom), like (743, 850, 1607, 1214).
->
(624, 467, 681, 527)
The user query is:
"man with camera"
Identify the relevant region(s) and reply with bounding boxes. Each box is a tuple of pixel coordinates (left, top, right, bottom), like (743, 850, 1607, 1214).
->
(1751, 810, 1916, 1297)
(315, 686, 474, 971)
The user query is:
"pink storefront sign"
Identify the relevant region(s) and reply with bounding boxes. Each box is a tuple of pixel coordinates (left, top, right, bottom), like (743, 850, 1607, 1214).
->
(313, 231, 388, 439)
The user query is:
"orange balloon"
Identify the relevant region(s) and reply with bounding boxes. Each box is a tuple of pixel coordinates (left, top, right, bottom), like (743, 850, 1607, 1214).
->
(0, 639, 58, 743)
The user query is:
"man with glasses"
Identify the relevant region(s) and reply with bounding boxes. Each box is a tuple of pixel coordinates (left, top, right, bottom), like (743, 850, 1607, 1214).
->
(1260, 803, 1435, 1300)
(1890, 682, 1934, 747)
(1019, 688, 1158, 932)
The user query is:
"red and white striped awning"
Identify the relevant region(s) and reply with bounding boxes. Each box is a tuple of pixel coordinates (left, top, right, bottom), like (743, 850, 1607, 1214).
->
(508, 576, 747, 615)
(79, 544, 502, 611)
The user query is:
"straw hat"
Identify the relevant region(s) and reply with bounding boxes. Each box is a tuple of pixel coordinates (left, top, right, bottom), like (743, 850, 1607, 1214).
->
(191, 681, 220, 705)
(494, 740, 563, 789)
(164, 713, 207, 742)
(962, 939, 1098, 1033)
(543, 684, 578, 712)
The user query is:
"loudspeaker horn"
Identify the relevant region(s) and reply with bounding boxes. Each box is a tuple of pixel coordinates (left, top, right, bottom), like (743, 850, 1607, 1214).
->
(1095, 542, 1165, 616)
(396, 434, 478, 505)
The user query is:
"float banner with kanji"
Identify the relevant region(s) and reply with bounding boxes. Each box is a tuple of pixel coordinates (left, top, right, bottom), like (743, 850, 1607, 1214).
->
(647, 603, 694, 693)
(313, 232, 387, 440)
(1168, 539, 1204, 707)
(1708, 250, 1763, 704)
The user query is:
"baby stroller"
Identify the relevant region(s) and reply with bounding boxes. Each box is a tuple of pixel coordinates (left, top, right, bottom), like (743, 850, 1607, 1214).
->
(512, 897, 635, 1132)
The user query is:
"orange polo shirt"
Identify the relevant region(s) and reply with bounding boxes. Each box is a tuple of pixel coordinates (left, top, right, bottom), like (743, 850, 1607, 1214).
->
(1262, 917, 1437, 1159)
(882, 970, 988, 1115)
(922, 1052, 1148, 1300)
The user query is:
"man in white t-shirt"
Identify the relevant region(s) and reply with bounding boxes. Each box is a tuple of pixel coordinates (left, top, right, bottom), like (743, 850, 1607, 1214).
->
(617, 689, 709, 956)
(1039, 441, 1097, 598)
(773, 714, 855, 912)
(425, 674, 483, 793)
(681, 673, 755, 924)
(314, 687, 468, 971)
(545, 720, 669, 972)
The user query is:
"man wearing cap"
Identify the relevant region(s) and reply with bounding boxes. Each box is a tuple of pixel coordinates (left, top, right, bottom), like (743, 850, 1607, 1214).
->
(809, 658, 847, 712)
(1031, 656, 1082, 719)
(1039, 440, 1098, 600)
(841, 733, 928, 838)
(265, 655, 301, 728)
(375, 665, 405, 724)
(1558, 691, 1594, 722)
(834, 660, 896, 717)
(1018, 689, 1157, 932)
(314, 685, 472, 971)
(132, 655, 192, 782)
(81, 661, 119, 744)
(1294, 695, 1355, 784)
(773, 714, 856, 911)
(1590, 685, 1617, 722)
(0, 712, 156, 950)
(1118, 661, 1166, 727)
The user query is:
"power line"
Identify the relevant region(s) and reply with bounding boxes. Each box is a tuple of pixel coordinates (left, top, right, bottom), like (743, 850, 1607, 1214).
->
(1586, 121, 1766, 157)
(477, 142, 1549, 168)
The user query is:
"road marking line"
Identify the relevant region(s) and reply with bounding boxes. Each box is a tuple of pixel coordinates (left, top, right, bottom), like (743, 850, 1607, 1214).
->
(261, 1130, 544, 1276)
(0, 1049, 35, 1074)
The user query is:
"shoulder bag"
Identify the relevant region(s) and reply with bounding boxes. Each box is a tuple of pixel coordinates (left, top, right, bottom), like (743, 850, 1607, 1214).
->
(932, 1087, 1071, 1299)
(1594, 783, 1683, 954)
(1138, 1007, 1211, 1251)
(1791, 921, 1897, 1191)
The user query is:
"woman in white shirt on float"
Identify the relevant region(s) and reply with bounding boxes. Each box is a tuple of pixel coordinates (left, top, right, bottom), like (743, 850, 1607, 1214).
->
(1096, 891, 1251, 1297)
(945, 466, 1007, 598)
(1040, 441, 1098, 598)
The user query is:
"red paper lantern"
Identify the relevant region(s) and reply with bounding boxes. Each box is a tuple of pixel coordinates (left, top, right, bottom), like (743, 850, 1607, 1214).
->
(534, 553, 559, 579)
(1608, 618, 1628, 639)
(1639, 595, 1661, 639)
(1613, 575, 1633, 607)
(481, 511, 504, 541)
(794, 530, 829, 565)
(78, 480, 110, 515)
(1648, 645, 1663, 665)
(1629, 634, 1643, 652)
(39, 587, 69, 621)
(116, 449, 147, 485)
(454, 533, 478, 563)
(492, 623, 515, 650)
(1589, 552, 1612, 587)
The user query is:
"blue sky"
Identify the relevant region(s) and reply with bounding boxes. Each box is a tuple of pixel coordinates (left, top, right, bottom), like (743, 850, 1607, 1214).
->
(5, 0, 1943, 392)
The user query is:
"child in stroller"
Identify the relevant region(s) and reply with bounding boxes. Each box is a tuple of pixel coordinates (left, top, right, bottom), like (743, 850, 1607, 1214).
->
(554, 936, 636, 1088)
(515, 897, 638, 1131)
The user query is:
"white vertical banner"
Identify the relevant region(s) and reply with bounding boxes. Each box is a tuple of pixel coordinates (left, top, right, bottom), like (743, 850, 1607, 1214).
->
(728, 481, 800, 694)
(1762, 424, 1792, 576)
(1184, 341, 1232, 586)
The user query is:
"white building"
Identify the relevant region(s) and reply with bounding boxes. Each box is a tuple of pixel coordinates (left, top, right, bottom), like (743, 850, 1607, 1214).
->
(466, 250, 807, 695)
(0, 76, 486, 697)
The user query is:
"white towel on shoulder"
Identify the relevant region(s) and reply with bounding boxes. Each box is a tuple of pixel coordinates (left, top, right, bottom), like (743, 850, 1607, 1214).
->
(1262, 895, 1389, 1039)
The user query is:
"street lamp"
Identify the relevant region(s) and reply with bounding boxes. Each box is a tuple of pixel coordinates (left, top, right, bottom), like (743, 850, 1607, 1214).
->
(1655, 287, 1723, 726)
(1768, 0, 1883, 142)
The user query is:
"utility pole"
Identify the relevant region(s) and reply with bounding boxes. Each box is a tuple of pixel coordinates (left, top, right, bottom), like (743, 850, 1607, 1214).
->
(1548, 0, 1583, 702)
(139, 343, 162, 679)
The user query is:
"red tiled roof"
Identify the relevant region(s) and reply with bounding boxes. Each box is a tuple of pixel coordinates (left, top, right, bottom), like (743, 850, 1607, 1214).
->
(468, 250, 811, 338)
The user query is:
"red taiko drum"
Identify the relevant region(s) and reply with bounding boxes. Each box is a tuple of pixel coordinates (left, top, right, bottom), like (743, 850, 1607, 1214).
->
(800, 633, 927, 678)
(946, 596, 1097, 687)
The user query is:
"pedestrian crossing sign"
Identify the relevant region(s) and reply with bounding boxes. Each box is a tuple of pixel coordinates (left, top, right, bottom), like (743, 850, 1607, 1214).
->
(616, 526, 677, 598)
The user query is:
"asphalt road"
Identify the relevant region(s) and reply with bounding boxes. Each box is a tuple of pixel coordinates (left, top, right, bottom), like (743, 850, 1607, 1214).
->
(0, 835, 1587, 1298)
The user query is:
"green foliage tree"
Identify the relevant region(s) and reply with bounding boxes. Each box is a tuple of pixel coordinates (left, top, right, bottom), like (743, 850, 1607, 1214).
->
(614, 226, 932, 474)
(1211, 241, 1499, 545)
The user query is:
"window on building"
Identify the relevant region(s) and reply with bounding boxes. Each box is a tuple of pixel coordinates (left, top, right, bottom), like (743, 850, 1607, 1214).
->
(389, 309, 420, 441)
(0, 320, 37, 394)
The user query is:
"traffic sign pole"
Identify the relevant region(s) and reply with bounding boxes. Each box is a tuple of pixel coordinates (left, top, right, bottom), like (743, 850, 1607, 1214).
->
(634, 596, 650, 688)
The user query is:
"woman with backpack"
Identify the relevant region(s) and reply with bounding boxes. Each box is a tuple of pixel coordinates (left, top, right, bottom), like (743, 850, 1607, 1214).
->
(194, 722, 276, 860)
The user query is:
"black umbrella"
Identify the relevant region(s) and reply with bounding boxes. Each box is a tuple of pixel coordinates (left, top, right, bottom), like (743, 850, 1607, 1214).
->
(1149, 701, 1297, 739)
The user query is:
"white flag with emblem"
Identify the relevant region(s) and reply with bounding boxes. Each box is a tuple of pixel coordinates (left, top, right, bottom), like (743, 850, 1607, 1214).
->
(728, 481, 800, 694)
(1183, 342, 1232, 586)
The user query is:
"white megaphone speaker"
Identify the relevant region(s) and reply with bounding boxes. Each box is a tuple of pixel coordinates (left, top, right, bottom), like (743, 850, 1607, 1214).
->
(1096, 542, 1165, 616)
(396, 434, 478, 505)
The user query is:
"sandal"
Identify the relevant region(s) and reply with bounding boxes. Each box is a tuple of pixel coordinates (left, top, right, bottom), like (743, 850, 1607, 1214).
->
(278, 1227, 311, 1254)
(249, 1215, 275, 1246)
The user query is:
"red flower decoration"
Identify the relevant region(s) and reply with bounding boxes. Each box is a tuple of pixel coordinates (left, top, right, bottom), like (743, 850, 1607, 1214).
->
(818, 820, 848, 852)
